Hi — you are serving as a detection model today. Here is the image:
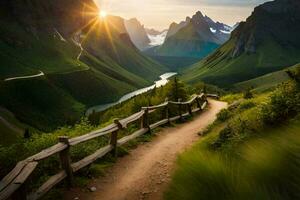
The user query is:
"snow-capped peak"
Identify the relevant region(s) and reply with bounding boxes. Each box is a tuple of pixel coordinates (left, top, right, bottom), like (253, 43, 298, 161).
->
(210, 27, 217, 33)
(148, 30, 168, 46)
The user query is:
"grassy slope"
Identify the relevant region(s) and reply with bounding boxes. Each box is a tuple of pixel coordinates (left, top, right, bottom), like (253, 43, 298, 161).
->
(234, 63, 300, 92)
(0, 7, 167, 133)
(0, 107, 27, 145)
(148, 55, 200, 71)
(166, 120, 300, 200)
(182, 39, 300, 87)
(166, 87, 300, 199)
(0, 77, 86, 131)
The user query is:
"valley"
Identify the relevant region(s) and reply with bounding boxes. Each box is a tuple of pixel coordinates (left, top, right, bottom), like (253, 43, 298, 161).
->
(86, 72, 177, 115)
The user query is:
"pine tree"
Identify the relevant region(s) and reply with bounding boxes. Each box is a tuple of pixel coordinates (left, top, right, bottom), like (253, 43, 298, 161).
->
(168, 77, 188, 101)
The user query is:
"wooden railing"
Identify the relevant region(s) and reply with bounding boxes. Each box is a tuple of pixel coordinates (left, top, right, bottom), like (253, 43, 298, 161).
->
(0, 93, 208, 200)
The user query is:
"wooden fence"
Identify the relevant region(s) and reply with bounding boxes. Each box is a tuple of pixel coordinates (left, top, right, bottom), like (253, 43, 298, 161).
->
(0, 93, 209, 200)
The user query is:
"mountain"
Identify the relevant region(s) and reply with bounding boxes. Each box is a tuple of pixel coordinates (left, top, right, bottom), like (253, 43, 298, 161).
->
(0, 0, 167, 132)
(145, 28, 166, 36)
(232, 22, 240, 30)
(204, 15, 232, 43)
(165, 17, 191, 39)
(147, 30, 168, 46)
(124, 18, 151, 50)
(182, 0, 300, 87)
(145, 11, 232, 68)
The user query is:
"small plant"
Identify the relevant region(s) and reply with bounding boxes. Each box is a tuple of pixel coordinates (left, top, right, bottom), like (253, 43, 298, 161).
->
(89, 163, 112, 178)
(243, 88, 253, 99)
(217, 109, 231, 122)
(260, 82, 300, 124)
(238, 101, 256, 111)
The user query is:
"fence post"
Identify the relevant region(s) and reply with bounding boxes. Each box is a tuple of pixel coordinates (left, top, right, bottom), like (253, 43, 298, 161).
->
(204, 93, 208, 103)
(141, 108, 150, 133)
(178, 98, 183, 120)
(58, 136, 73, 187)
(188, 103, 193, 116)
(110, 130, 118, 157)
(111, 119, 122, 157)
(196, 96, 201, 110)
(165, 98, 170, 124)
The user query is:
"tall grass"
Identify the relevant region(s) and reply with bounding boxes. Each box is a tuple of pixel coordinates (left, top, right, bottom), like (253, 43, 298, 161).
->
(166, 75, 300, 200)
(166, 121, 300, 200)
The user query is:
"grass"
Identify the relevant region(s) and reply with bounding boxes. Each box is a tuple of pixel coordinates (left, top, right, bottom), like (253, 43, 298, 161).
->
(234, 63, 300, 93)
(0, 77, 86, 133)
(148, 55, 200, 71)
(220, 93, 243, 104)
(0, 123, 21, 145)
(182, 37, 300, 87)
(166, 120, 300, 200)
(166, 78, 300, 199)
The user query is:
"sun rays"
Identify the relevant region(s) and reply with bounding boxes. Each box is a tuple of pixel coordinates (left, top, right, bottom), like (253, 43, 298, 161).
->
(72, 2, 119, 60)
(99, 10, 107, 18)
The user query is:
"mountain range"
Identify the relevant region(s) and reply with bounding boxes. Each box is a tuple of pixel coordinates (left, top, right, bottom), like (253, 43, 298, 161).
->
(0, 0, 167, 131)
(124, 18, 151, 50)
(144, 11, 234, 69)
(124, 18, 168, 50)
(182, 0, 300, 87)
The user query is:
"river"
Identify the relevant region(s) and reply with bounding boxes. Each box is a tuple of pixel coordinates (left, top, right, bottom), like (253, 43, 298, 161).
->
(86, 72, 177, 115)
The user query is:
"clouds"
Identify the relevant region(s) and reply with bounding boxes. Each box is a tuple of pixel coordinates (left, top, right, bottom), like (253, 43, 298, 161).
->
(96, 0, 270, 30)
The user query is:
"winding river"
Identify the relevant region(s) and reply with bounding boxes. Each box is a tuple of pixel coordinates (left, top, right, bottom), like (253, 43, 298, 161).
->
(86, 72, 177, 115)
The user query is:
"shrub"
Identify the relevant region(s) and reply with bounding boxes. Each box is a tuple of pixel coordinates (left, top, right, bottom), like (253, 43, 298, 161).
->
(243, 88, 253, 99)
(217, 109, 231, 122)
(212, 126, 233, 149)
(260, 82, 300, 125)
(238, 101, 256, 111)
(220, 93, 243, 104)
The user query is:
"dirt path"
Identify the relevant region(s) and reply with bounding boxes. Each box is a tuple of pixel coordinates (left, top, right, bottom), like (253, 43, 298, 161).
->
(4, 71, 44, 81)
(65, 99, 227, 200)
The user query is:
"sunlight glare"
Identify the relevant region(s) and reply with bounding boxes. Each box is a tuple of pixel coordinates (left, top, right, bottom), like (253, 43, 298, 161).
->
(99, 10, 107, 18)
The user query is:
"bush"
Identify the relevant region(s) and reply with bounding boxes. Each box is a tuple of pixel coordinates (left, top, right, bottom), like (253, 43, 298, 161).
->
(260, 82, 300, 125)
(238, 101, 256, 111)
(217, 109, 231, 122)
(220, 93, 243, 104)
(243, 89, 253, 99)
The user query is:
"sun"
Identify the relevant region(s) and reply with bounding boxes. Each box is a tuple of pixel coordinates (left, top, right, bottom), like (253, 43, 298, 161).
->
(99, 10, 107, 18)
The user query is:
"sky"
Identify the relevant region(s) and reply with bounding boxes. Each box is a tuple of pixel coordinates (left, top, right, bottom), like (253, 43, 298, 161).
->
(95, 0, 271, 30)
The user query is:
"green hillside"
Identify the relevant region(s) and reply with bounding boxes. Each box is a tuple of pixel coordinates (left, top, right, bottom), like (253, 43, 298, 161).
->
(234, 63, 300, 92)
(0, 107, 27, 145)
(182, 0, 300, 87)
(148, 56, 200, 71)
(0, 0, 167, 132)
(167, 73, 300, 199)
(182, 39, 300, 87)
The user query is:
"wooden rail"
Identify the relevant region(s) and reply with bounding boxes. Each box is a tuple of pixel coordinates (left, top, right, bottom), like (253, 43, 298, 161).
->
(0, 93, 208, 200)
